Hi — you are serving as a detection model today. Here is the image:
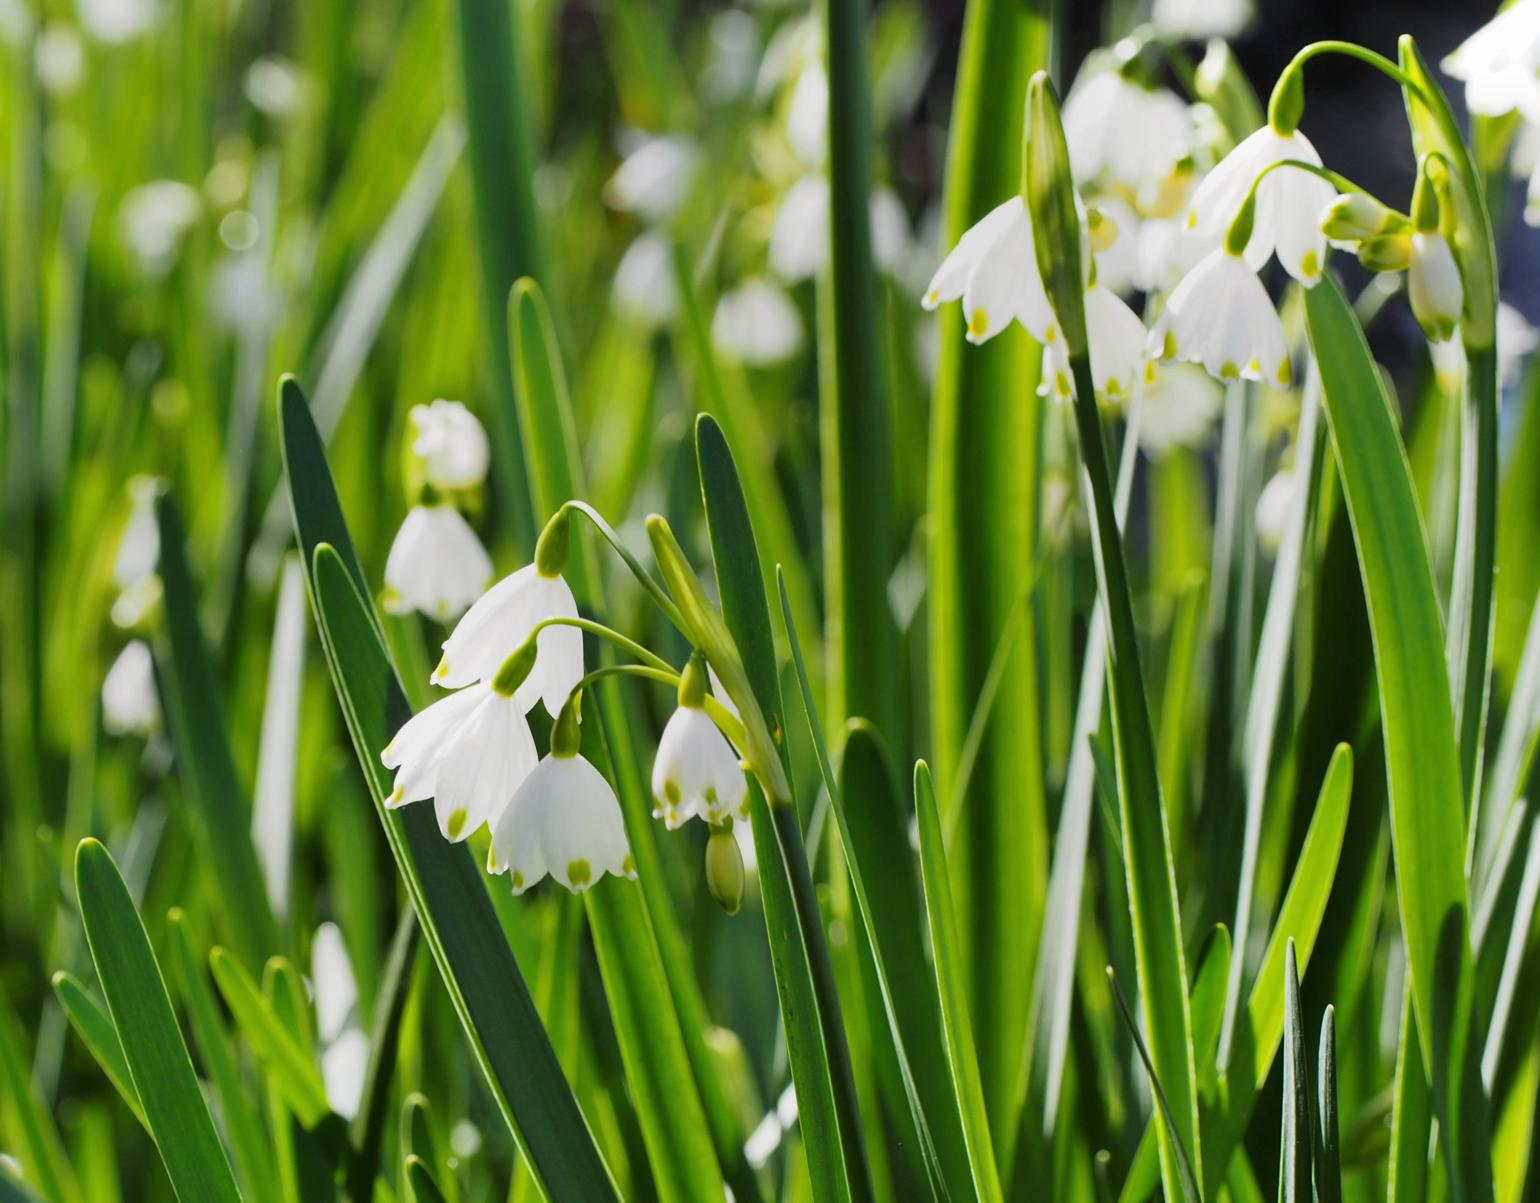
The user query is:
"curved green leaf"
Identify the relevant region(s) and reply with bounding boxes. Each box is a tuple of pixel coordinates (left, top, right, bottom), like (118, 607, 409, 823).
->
(51, 972, 144, 1131)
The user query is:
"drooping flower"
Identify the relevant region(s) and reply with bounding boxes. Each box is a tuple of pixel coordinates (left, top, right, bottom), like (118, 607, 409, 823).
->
(605, 134, 699, 224)
(768, 175, 912, 284)
(922, 196, 1056, 345)
(1442, 0, 1540, 121)
(118, 180, 200, 275)
(432, 516, 582, 714)
(614, 231, 680, 326)
(1148, 247, 1291, 386)
(1063, 71, 1194, 192)
(1040, 281, 1150, 405)
(1408, 231, 1464, 343)
(383, 505, 493, 622)
(1137, 363, 1225, 456)
(786, 61, 829, 169)
(1255, 466, 1298, 551)
(1184, 125, 1336, 285)
(409, 400, 489, 493)
(651, 654, 747, 828)
(712, 278, 804, 364)
(489, 698, 635, 894)
(102, 640, 160, 737)
(1150, 0, 1253, 40)
(311, 922, 367, 1122)
(381, 670, 539, 844)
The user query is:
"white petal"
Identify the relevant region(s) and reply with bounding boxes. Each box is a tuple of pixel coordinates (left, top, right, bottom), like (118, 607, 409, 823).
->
(712, 278, 804, 364)
(961, 203, 1053, 343)
(652, 707, 745, 826)
(490, 782, 548, 892)
(380, 684, 487, 807)
(1258, 131, 1333, 285)
(409, 400, 490, 491)
(770, 174, 831, 283)
(433, 693, 538, 841)
(1151, 249, 1289, 386)
(535, 757, 634, 891)
(614, 231, 680, 326)
(102, 639, 160, 736)
(383, 506, 493, 622)
(606, 135, 699, 223)
(921, 197, 1018, 309)
(435, 566, 582, 709)
(311, 922, 357, 1044)
(1086, 285, 1148, 403)
(321, 1028, 369, 1122)
(513, 574, 583, 718)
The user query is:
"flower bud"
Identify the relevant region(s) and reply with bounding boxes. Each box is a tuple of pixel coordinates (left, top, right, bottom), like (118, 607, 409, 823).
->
(705, 825, 745, 915)
(491, 638, 540, 698)
(1320, 193, 1403, 242)
(1357, 232, 1412, 273)
(1023, 71, 1087, 356)
(1409, 230, 1463, 342)
(534, 508, 570, 578)
(1266, 62, 1305, 135)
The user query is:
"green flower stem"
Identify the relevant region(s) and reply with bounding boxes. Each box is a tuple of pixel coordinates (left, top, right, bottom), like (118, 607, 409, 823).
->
(1273, 41, 1430, 115)
(528, 616, 675, 674)
(558, 500, 689, 634)
(1454, 345, 1499, 821)
(568, 663, 747, 752)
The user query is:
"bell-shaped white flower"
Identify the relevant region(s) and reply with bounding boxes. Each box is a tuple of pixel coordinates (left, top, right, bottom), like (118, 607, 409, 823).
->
(614, 231, 680, 326)
(1255, 466, 1298, 552)
(651, 655, 747, 828)
(78, 0, 156, 43)
(311, 922, 367, 1121)
(786, 61, 829, 169)
(1184, 125, 1336, 285)
(922, 196, 1056, 345)
(770, 175, 912, 283)
(433, 519, 582, 716)
(1443, 0, 1540, 120)
(712, 278, 804, 364)
(1151, 0, 1252, 40)
(1148, 247, 1291, 386)
(409, 400, 489, 492)
(1063, 72, 1193, 192)
(1408, 231, 1463, 343)
(381, 665, 539, 843)
(382, 505, 492, 622)
(606, 134, 699, 224)
(1040, 281, 1149, 405)
(35, 23, 85, 94)
(490, 699, 635, 894)
(1138, 363, 1226, 456)
(102, 640, 160, 737)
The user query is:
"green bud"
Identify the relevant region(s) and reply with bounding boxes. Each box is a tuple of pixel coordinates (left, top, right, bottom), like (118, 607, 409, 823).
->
(1320, 193, 1404, 242)
(1224, 190, 1257, 258)
(551, 690, 582, 757)
(1023, 71, 1088, 357)
(678, 650, 708, 709)
(1357, 232, 1412, 273)
(534, 509, 570, 578)
(1266, 62, 1305, 135)
(1409, 154, 1444, 234)
(491, 638, 539, 698)
(705, 824, 745, 915)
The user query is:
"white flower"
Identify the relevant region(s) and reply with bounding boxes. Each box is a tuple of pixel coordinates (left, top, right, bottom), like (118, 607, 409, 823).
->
(490, 752, 635, 894)
(652, 708, 747, 828)
(922, 196, 1055, 344)
(1149, 248, 1291, 386)
(245, 56, 302, 118)
(1255, 467, 1298, 551)
(35, 23, 85, 94)
(409, 400, 489, 492)
(433, 564, 582, 714)
(311, 923, 366, 1121)
(1443, 0, 1540, 120)
(76, 0, 155, 42)
(1408, 231, 1463, 342)
(102, 640, 160, 737)
(1500, 302, 1540, 387)
(606, 135, 699, 224)
(1137, 213, 1210, 294)
(614, 231, 680, 326)
(381, 682, 538, 842)
(112, 477, 161, 629)
(1087, 196, 1143, 295)
(712, 278, 804, 364)
(1150, 0, 1253, 40)
(118, 180, 200, 274)
(383, 506, 493, 622)
(1040, 282, 1149, 404)
(786, 62, 828, 168)
(769, 175, 911, 283)
(1138, 363, 1225, 456)
(1184, 125, 1337, 285)
(1063, 72, 1193, 191)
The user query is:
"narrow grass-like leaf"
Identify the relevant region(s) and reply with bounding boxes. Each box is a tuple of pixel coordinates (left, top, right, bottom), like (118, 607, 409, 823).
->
(74, 839, 242, 1203)
(1279, 942, 1313, 1203)
(155, 491, 278, 972)
(1305, 274, 1492, 1203)
(781, 569, 973, 1200)
(346, 907, 418, 1202)
(1317, 1006, 1341, 1203)
(405, 1155, 451, 1203)
(913, 761, 1005, 1203)
(209, 947, 331, 1128)
(1388, 985, 1430, 1203)
(0, 994, 83, 1203)
(1482, 818, 1540, 1089)
(50, 972, 144, 1130)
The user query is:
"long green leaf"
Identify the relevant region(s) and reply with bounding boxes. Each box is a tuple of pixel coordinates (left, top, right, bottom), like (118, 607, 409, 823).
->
(0, 993, 82, 1203)
(1317, 1006, 1341, 1203)
(1388, 985, 1430, 1203)
(1305, 274, 1492, 1203)
(913, 761, 1005, 1203)
(1279, 942, 1313, 1203)
(155, 491, 278, 972)
(279, 381, 620, 1200)
(74, 838, 243, 1203)
(50, 972, 144, 1130)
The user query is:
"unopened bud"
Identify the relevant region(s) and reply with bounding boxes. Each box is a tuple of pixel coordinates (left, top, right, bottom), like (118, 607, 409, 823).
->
(1357, 232, 1412, 273)
(1023, 71, 1087, 356)
(534, 509, 570, 578)
(1320, 193, 1403, 242)
(491, 638, 539, 698)
(705, 825, 745, 915)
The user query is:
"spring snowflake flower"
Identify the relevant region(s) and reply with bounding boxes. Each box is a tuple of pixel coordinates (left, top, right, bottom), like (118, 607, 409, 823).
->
(651, 655, 747, 828)
(1040, 281, 1149, 404)
(1442, 0, 1540, 120)
(1137, 363, 1225, 456)
(606, 134, 699, 224)
(77, 0, 156, 43)
(489, 702, 635, 894)
(786, 61, 829, 168)
(769, 175, 911, 283)
(102, 640, 160, 737)
(1063, 72, 1193, 192)
(922, 196, 1056, 344)
(712, 278, 804, 364)
(118, 180, 200, 275)
(1184, 125, 1336, 285)
(383, 505, 493, 622)
(35, 23, 85, 95)
(1150, 0, 1253, 40)
(614, 231, 680, 326)
(312, 923, 367, 1122)
(381, 676, 539, 844)
(1255, 466, 1298, 551)
(409, 400, 489, 492)
(1148, 247, 1290, 386)
(112, 477, 161, 629)
(1407, 231, 1463, 343)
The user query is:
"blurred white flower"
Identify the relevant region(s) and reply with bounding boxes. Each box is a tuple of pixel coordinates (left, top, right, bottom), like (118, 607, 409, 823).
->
(606, 135, 699, 224)
(409, 400, 489, 492)
(1138, 363, 1225, 456)
(76, 0, 155, 42)
(787, 62, 829, 168)
(1063, 72, 1193, 192)
(112, 477, 161, 629)
(490, 748, 635, 894)
(311, 923, 367, 1121)
(118, 180, 200, 275)
(652, 709, 747, 828)
(1255, 466, 1298, 551)
(433, 564, 582, 715)
(1408, 231, 1463, 343)
(35, 23, 85, 94)
(1149, 247, 1291, 386)
(1040, 281, 1149, 405)
(1150, 0, 1253, 40)
(246, 56, 302, 118)
(383, 506, 493, 622)
(769, 174, 911, 283)
(1088, 196, 1143, 295)
(712, 278, 804, 364)
(102, 640, 160, 737)
(614, 231, 680, 326)
(1185, 126, 1336, 286)
(702, 9, 759, 103)
(1137, 213, 1210, 294)
(0, 0, 35, 44)
(1443, 0, 1540, 121)
(922, 196, 1055, 344)
(1500, 302, 1540, 386)
(382, 681, 538, 842)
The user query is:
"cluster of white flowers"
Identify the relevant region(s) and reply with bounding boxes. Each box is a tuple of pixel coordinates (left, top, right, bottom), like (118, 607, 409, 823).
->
(101, 478, 164, 739)
(1445, 0, 1540, 224)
